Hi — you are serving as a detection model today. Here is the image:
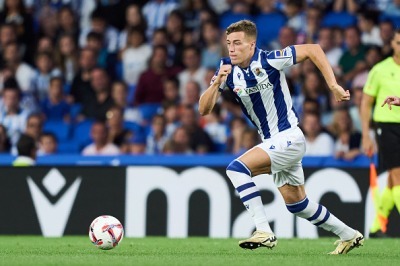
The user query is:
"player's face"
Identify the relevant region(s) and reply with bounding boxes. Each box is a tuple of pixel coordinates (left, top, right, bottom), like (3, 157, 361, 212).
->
(226, 31, 255, 66)
(391, 33, 400, 57)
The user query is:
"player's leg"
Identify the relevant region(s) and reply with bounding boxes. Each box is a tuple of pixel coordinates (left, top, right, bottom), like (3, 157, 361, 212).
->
(226, 147, 276, 250)
(278, 179, 364, 254)
(390, 167, 400, 214)
(369, 174, 394, 237)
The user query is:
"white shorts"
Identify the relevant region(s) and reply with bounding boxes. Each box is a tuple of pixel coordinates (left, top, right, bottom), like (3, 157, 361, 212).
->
(256, 126, 306, 188)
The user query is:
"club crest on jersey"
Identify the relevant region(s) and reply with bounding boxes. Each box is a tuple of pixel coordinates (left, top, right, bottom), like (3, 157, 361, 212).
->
(237, 72, 241, 80)
(253, 68, 265, 77)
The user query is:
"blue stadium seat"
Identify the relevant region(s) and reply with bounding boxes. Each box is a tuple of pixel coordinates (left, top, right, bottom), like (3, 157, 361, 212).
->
(70, 103, 82, 121)
(137, 103, 161, 123)
(57, 140, 81, 154)
(254, 12, 287, 48)
(72, 119, 93, 147)
(123, 121, 142, 134)
(43, 121, 71, 142)
(220, 11, 253, 30)
(380, 14, 400, 27)
(321, 11, 357, 28)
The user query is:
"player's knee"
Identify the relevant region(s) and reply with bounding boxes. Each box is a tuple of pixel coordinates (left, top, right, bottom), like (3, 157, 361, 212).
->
(226, 160, 251, 176)
(286, 197, 309, 215)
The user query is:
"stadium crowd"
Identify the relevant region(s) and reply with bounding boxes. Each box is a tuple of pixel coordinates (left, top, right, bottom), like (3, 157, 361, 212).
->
(0, 0, 397, 157)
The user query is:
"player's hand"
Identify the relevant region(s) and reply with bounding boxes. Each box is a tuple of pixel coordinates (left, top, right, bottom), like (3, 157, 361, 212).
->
(331, 84, 350, 102)
(381, 96, 400, 110)
(362, 135, 375, 157)
(215, 65, 232, 84)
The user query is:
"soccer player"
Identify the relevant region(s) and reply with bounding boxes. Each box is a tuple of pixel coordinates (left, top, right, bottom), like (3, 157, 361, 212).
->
(199, 20, 364, 254)
(361, 29, 400, 237)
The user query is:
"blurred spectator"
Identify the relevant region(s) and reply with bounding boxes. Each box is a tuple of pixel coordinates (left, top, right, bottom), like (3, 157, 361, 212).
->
(79, 67, 114, 121)
(349, 86, 363, 132)
(142, 0, 179, 38)
(3, 42, 36, 95)
(37, 5, 58, 41)
(333, 0, 359, 14)
(0, 80, 28, 147)
(270, 26, 297, 50)
(163, 102, 179, 137)
(318, 27, 343, 73)
(110, 81, 138, 123)
(82, 120, 119, 155)
(200, 20, 223, 69)
(36, 36, 54, 54)
(238, 128, 261, 154)
(106, 105, 132, 154)
(384, 0, 400, 16)
(134, 45, 181, 106)
(328, 107, 361, 161)
(379, 20, 395, 58)
(178, 46, 207, 98)
(146, 114, 168, 154)
(0, 124, 11, 153)
(352, 46, 383, 92)
(302, 111, 334, 156)
(299, 71, 329, 113)
(332, 26, 345, 49)
(182, 80, 201, 108)
(162, 77, 180, 106)
(24, 113, 43, 143)
(151, 27, 169, 47)
(13, 133, 36, 166)
(34, 51, 62, 101)
(55, 34, 79, 85)
(0, 0, 34, 48)
(79, 9, 119, 54)
(203, 103, 228, 147)
(118, 4, 147, 49)
(0, 23, 18, 66)
(339, 26, 367, 83)
(166, 10, 185, 66)
(226, 116, 248, 154)
(165, 126, 193, 154)
(283, 0, 306, 32)
(180, 104, 213, 153)
(57, 6, 79, 41)
(69, 48, 97, 104)
(86, 31, 108, 69)
(40, 77, 70, 122)
(303, 5, 322, 44)
(121, 26, 151, 87)
(358, 10, 382, 46)
(182, 0, 217, 30)
(37, 132, 57, 155)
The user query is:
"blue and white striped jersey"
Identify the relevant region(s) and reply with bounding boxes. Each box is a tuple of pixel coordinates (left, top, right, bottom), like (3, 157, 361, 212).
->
(214, 46, 299, 139)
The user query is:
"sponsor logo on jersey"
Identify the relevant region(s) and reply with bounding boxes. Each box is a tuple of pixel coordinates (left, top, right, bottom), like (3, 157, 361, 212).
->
(274, 49, 289, 58)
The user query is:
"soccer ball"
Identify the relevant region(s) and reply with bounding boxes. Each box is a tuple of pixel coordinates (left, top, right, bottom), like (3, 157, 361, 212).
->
(89, 215, 124, 250)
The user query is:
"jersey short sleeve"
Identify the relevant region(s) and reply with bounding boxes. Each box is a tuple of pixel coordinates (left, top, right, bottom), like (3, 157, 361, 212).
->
(266, 46, 297, 71)
(363, 66, 379, 97)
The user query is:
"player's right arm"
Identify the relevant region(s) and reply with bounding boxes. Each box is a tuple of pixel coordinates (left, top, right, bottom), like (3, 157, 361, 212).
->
(198, 64, 231, 116)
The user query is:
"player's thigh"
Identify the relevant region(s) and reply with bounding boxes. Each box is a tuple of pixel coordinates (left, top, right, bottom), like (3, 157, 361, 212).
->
(278, 184, 306, 204)
(238, 147, 272, 176)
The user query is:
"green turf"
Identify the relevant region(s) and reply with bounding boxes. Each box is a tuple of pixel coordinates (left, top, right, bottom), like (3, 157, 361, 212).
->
(0, 236, 398, 266)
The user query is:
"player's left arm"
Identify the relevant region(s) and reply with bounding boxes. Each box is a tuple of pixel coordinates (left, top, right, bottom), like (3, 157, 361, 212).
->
(294, 44, 350, 102)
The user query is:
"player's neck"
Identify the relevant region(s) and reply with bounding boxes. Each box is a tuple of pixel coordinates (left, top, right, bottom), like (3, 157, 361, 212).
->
(238, 50, 255, 68)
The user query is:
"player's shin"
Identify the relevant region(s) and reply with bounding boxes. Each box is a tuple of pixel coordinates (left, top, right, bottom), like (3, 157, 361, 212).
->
(226, 160, 272, 233)
(286, 197, 356, 240)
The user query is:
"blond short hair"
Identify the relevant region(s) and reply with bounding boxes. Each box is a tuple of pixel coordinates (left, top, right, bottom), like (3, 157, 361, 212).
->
(226, 20, 257, 39)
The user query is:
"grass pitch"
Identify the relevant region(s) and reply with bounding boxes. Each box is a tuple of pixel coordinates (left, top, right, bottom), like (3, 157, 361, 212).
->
(0, 236, 399, 266)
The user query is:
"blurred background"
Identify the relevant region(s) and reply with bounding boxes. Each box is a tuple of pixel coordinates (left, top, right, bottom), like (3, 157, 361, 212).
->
(0, 0, 396, 159)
